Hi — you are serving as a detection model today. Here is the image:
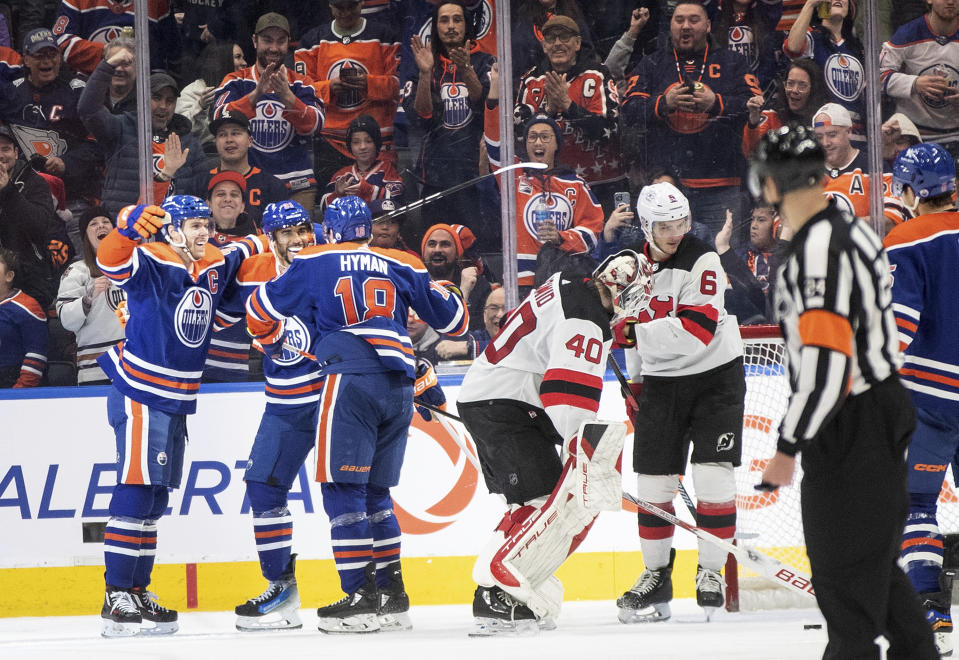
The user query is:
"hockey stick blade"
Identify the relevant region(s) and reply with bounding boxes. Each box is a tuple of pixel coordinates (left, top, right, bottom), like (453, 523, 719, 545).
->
(622, 491, 817, 602)
(413, 399, 482, 471)
(375, 162, 547, 223)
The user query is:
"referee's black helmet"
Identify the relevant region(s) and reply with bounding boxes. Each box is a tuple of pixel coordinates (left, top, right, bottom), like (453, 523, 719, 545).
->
(748, 122, 826, 200)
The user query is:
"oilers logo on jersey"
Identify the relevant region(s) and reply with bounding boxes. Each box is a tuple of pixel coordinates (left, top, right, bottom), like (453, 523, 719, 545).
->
(328, 60, 370, 110)
(274, 316, 311, 366)
(441, 82, 471, 129)
(251, 99, 295, 153)
(9, 124, 67, 159)
(918, 63, 958, 110)
(727, 26, 756, 70)
(824, 53, 864, 102)
(174, 288, 214, 348)
(523, 193, 573, 237)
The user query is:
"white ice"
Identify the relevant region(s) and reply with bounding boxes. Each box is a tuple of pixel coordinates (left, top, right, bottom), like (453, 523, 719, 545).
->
(0, 599, 828, 660)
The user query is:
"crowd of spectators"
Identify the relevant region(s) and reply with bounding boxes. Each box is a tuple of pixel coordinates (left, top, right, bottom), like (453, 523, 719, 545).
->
(0, 0, 953, 387)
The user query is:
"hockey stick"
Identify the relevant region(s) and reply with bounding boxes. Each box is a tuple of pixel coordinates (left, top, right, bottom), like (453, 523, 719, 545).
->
(374, 161, 547, 222)
(413, 398, 482, 471)
(623, 490, 816, 602)
(252, 339, 319, 363)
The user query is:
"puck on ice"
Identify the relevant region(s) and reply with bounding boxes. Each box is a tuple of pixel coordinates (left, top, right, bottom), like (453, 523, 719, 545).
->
(803, 624, 822, 630)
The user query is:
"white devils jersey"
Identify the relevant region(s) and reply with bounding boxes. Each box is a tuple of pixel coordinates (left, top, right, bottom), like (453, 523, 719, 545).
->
(459, 272, 613, 443)
(625, 235, 743, 379)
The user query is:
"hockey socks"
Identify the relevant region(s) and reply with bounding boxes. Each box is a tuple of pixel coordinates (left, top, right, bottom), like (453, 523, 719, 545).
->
(104, 517, 147, 589)
(367, 485, 401, 589)
(637, 502, 676, 570)
(695, 500, 736, 570)
(902, 492, 944, 594)
(322, 483, 373, 594)
(105, 484, 167, 589)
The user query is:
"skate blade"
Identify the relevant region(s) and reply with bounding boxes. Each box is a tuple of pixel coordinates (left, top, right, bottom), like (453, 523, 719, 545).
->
(935, 631, 953, 657)
(617, 602, 671, 624)
(377, 611, 412, 631)
(537, 616, 557, 632)
(317, 613, 380, 634)
(101, 619, 141, 638)
(139, 620, 179, 635)
(236, 610, 303, 632)
(701, 605, 717, 623)
(468, 617, 539, 637)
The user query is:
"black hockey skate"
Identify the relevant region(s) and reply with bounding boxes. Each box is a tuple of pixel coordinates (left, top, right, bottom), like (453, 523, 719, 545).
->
(101, 585, 142, 638)
(130, 586, 178, 635)
(235, 555, 302, 631)
(317, 563, 380, 634)
(695, 566, 726, 622)
(922, 589, 953, 657)
(617, 548, 675, 624)
(377, 561, 412, 631)
(469, 586, 539, 637)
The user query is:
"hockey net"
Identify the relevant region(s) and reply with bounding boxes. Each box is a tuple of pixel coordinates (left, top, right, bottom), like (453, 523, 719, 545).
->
(726, 325, 959, 611)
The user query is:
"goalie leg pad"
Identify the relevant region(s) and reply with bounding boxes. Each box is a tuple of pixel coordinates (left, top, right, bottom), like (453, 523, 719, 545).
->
(573, 420, 626, 513)
(489, 462, 597, 617)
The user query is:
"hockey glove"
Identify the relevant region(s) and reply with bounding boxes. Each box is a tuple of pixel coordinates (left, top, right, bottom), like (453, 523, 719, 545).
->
(250, 319, 286, 361)
(611, 315, 639, 348)
(117, 204, 167, 241)
(627, 381, 642, 423)
(414, 357, 446, 422)
(115, 300, 130, 329)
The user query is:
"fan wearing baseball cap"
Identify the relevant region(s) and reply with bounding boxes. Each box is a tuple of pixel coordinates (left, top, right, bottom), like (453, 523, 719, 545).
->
(812, 102, 868, 177)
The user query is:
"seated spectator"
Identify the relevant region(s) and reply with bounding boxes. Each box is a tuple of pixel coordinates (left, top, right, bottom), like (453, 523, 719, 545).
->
(814, 102, 868, 177)
(408, 307, 474, 363)
(56, 206, 124, 385)
(510, 0, 594, 80)
(0, 43, 22, 84)
(486, 62, 604, 289)
(177, 41, 248, 159)
(784, 0, 866, 147)
(467, 285, 505, 356)
(881, 112, 922, 170)
(880, 0, 959, 159)
(0, 248, 47, 387)
(743, 58, 829, 156)
(78, 51, 207, 219)
(51, 0, 180, 74)
(0, 123, 64, 309)
(2, 28, 102, 214)
(421, 222, 491, 329)
(370, 213, 417, 254)
(211, 12, 324, 209)
(203, 110, 288, 226)
(515, 15, 624, 213)
(295, 0, 401, 185)
(320, 114, 404, 215)
(100, 36, 136, 114)
(714, 204, 782, 323)
(711, 0, 781, 89)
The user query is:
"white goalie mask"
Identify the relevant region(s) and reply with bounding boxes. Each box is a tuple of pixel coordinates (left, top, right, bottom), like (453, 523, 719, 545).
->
(637, 182, 691, 253)
(593, 249, 654, 317)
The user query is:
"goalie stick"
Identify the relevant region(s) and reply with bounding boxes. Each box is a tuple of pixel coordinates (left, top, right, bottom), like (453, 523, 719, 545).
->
(374, 161, 547, 223)
(622, 490, 817, 603)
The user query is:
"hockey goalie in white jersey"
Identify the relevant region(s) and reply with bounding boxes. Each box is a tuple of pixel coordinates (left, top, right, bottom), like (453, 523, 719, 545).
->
(456, 255, 653, 634)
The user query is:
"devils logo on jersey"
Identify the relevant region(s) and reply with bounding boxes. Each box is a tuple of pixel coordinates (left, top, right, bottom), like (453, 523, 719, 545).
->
(174, 287, 213, 348)
(824, 53, 864, 102)
(251, 98, 295, 153)
(441, 82, 472, 129)
(329, 59, 370, 110)
(523, 193, 573, 237)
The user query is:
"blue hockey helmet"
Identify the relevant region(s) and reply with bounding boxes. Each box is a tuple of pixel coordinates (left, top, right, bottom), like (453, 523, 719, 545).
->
(161, 195, 211, 233)
(262, 200, 312, 236)
(324, 195, 372, 243)
(892, 143, 957, 199)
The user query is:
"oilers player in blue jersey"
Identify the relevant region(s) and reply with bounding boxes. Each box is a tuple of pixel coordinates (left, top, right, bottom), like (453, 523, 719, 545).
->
(246, 196, 467, 633)
(96, 195, 264, 637)
(216, 200, 321, 631)
(883, 143, 959, 657)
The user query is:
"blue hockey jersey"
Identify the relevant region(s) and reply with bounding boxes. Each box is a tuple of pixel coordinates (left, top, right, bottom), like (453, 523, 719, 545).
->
(97, 230, 265, 414)
(0, 290, 47, 388)
(247, 243, 469, 378)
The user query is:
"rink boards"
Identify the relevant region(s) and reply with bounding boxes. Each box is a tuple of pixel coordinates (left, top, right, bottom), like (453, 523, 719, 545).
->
(0, 376, 792, 617)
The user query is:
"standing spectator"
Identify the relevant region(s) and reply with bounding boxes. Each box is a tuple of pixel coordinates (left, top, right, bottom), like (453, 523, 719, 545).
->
(10, 0, 59, 46)
(710, 0, 782, 89)
(622, 0, 759, 239)
(813, 102, 868, 176)
(421, 222, 490, 328)
(203, 111, 289, 226)
(295, 0, 401, 185)
(96, 197, 265, 637)
(742, 58, 829, 157)
(51, 0, 181, 74)
(405, 0, 494, 241)
(485, 66, 605, 289)
(880, 0, 959, 160)
(603, 6, 652, 88)
(320, 114, 405, 215)
(0, 123, 63, 310)
(884, 143, 959, 658)
(0, 248, 47, 388)
(99, 36, 136, 114)
(178, 0, 252, 62)
(3, 28, 102, 213)
(56, 206, 125, 385)
(370, 213, 416, 253)
(245, 196, 467, 633)
(78, 54, 207, 218)
(177, 41, 248, 160)
(510, 0, 594, 80)
(784, 0, 866, 148)
(515, 15, 624, 213)
(212, 12, 325, 210)
(755, 122, 938, 660)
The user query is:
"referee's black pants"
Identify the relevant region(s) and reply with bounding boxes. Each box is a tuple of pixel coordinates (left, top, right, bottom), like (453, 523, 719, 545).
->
(801, 376, 938, 660)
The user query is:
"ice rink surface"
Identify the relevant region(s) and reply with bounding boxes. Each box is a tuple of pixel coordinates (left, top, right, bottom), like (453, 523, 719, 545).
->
(0, 599, 828, 660)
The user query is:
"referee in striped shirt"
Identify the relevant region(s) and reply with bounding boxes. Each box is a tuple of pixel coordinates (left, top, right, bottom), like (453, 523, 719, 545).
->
(752, 123, 937, 660)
